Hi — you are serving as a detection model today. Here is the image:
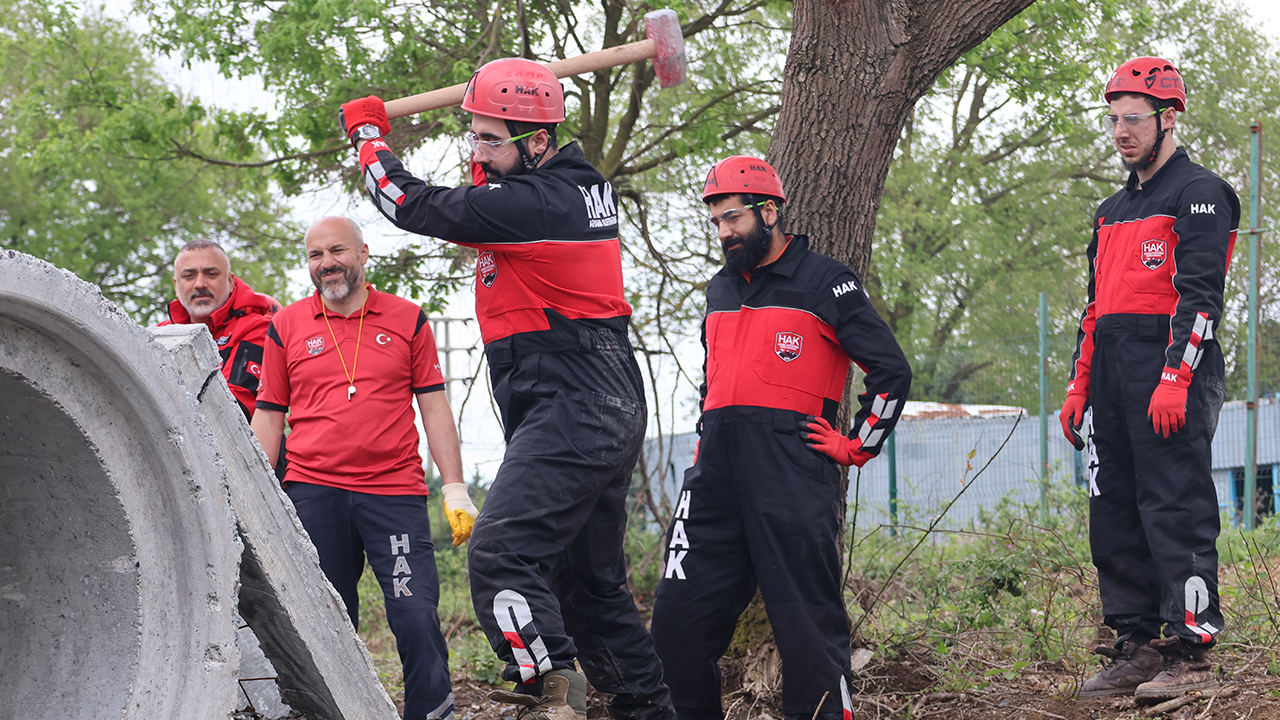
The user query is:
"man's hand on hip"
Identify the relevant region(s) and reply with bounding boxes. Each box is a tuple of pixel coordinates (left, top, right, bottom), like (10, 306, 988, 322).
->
(799, 415, 874, 468)
(1148, 380, 1188, 438)
(441, 482, 478, 546)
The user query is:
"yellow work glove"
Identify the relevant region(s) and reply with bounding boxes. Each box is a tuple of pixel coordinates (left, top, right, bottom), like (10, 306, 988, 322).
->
(440, 483, 478, 546)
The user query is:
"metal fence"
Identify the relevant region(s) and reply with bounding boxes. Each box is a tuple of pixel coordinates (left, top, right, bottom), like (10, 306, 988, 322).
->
(641, 396, 1280, 528)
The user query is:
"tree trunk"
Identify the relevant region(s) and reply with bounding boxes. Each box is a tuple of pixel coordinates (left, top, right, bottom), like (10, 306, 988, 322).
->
(769, 0, 1035, 275)
(767, 0, 1035, 563)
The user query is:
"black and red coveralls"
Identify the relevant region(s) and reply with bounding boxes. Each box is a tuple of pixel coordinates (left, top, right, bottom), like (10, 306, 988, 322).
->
(158, 275, 275, 419)
(1067, 148, 1238, 648)
(649, 235, 911, 720)
(359, 138, 673, 720)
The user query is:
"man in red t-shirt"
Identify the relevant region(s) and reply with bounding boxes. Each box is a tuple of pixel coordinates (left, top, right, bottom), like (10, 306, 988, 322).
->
(251, 216, 477, 720)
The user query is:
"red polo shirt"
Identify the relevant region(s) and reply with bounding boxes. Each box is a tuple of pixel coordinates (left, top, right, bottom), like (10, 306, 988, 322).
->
(256, 286, 445, 495)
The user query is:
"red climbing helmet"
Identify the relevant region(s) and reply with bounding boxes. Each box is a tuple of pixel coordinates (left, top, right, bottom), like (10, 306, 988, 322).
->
(1104, 57, 1187, 112)
(462, 58, 566, 124)
(702, 156, 786, 203)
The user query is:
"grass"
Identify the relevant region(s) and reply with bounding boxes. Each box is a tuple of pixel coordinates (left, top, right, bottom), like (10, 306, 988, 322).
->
(351, 467, 1280, 717)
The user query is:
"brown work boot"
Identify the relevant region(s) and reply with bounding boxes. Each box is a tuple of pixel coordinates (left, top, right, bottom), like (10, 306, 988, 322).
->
(1134, 637, 1218, 700)
(1078, 639, 1163, 699)
(489, 669, 588, 720)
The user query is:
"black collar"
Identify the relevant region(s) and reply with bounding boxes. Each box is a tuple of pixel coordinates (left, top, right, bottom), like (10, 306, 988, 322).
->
(1126, 147, 1189, 194)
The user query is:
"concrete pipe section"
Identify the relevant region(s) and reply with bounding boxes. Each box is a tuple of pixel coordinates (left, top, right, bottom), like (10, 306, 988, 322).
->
(0, 251, 400, 720)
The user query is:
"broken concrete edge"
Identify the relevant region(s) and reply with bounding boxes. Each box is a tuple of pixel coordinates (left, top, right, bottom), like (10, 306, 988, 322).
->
(1, 250, 242, 719)
(152, 324, 400, 720)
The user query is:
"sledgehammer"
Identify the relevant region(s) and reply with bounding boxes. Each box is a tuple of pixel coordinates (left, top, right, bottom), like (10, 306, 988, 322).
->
(384, 8, 686, 120)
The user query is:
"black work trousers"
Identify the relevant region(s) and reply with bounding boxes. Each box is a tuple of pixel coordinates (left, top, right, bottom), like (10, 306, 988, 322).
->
(468, 329, 675, 720)
(285, 482, 453, 720)
(649, 407, 853, 720)
(1087, 314, 1225, 647)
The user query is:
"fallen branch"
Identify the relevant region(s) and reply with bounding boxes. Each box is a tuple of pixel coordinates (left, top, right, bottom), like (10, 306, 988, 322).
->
(851, 412, 1025, 637)
(1140, 685, 1239, 717)
(849, 694, 902, 714)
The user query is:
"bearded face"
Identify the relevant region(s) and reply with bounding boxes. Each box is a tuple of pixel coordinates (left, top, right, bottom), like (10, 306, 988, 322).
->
(310, 256, 364, 302)
(721, 213, 772, 274)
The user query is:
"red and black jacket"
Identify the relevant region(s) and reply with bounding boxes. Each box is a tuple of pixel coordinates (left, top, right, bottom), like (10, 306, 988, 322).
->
(1068, 148, 1240, 398)
(359, 139, 633, 350)
(159, 276, 277, 418)
(701, 235, 912, 458)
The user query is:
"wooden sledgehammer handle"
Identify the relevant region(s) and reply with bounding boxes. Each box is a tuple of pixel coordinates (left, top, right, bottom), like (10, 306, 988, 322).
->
(384, 39, 657, 120)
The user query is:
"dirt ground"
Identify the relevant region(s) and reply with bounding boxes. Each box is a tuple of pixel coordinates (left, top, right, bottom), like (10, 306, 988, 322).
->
(444, 650, 1280, 720)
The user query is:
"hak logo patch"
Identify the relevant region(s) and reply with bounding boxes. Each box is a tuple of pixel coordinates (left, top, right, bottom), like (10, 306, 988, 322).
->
(775, 332, 803, 362)
(306, 336, 325, 356)
(478, 251, 498, 288)
(1141, 239, 1167, 270)
(579, 182, 618, 228)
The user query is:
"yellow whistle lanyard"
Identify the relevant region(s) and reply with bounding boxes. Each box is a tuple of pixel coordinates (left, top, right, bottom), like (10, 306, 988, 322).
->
(321, 290, 368, 400)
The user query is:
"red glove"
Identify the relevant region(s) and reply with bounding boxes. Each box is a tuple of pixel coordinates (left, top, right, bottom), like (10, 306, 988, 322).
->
(1148, 380, 1188, 438)
(1060, 393, 1088, 450)
(338, 95, 391, 143)
(471, 160, 487, 186)
(800, 415, 875, 468)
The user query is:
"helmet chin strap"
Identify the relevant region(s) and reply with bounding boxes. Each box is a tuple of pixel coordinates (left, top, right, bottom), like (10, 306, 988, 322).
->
(506, 121, 548, 174)
(1141, 111, 1168, 171)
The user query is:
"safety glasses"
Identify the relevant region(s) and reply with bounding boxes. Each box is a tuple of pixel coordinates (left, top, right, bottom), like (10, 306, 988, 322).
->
(1100, 109, 1166, 133)
(464, 130, 537, 156)
(708, 203, 763, 228)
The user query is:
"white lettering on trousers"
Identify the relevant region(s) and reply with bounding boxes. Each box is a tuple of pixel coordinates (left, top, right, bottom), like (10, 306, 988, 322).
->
(665, 490, 692, 579)
(674, 490, 691, 519)
(664, 551, 687, 580)
(390, 534, 412, 596)
(393, 556, 411, 576)
(669, 520, 689, 549)
(394, 577, 413, 597)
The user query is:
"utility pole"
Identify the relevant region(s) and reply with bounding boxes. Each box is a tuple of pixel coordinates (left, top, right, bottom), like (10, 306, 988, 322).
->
(429, 316, 480, 390)
(1245, 123, 1265, 530)
(1039, 291, 1050, 523)
(422, 316, 479, 499)
(887, 431, 898, 536)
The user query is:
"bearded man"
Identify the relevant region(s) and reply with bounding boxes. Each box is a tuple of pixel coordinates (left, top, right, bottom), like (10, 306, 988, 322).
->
(251, 216, 477, 720)
(648, 156, 911, 720)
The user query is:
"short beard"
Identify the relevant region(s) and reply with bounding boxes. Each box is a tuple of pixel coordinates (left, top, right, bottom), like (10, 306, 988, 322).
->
(723, 219, 772, 275)
(180, 291, 222, 320)
(478, 158, 520, 182)
(313, 264, 363, 302)
(1121, 135, 1159, 173)
(1122, 152, 1154, 173)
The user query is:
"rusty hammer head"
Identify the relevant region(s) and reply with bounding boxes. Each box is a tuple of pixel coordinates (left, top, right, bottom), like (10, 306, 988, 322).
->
(645, 9, 686, 88)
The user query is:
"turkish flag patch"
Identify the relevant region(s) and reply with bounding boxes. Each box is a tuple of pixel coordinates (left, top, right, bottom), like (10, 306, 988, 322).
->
(1141, 239, 1167, 270)
(775, 331, 803, 362)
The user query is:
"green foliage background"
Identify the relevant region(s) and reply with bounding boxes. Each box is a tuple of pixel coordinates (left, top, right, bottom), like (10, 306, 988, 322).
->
(0, 1, 302, 321)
